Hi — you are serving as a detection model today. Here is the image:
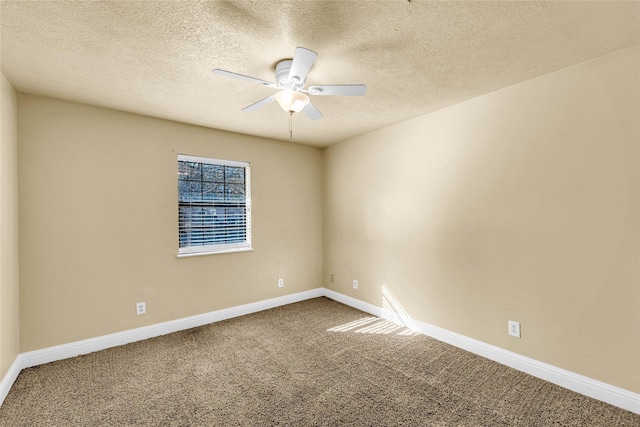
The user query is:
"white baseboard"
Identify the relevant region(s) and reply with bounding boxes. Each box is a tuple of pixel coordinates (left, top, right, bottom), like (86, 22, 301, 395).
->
(322, 289, 640, 415)
(20, 288, 324, 369)
(411, 318, 640, 415)
(0, 355, 22, 407)
(323, 288, 382, 318)
(1, 288, 322, 408)
(2, 287, 638, 415)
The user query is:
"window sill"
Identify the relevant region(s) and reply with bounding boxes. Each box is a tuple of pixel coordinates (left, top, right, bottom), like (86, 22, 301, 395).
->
(176, 247, 253, 258)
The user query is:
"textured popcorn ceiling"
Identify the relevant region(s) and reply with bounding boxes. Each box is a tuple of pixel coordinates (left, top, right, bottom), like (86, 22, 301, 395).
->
(1, 1, 639, 147)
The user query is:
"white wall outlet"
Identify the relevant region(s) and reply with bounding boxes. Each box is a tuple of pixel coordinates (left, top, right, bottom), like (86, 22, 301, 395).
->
(278, 278, 284, 288)
(136, 302, 146, 315)
(508, 320, 520, 338)
(330, 274, 334, 283)
(353, 279, 358, 289)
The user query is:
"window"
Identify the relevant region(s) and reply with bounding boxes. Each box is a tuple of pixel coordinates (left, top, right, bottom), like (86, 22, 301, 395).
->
(178, 154, 251, 256)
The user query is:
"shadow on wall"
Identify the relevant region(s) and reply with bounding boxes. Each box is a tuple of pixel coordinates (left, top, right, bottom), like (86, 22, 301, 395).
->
(327, 285, 419, 336)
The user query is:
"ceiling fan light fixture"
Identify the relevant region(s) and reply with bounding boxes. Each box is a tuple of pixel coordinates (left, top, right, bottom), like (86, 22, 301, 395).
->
(274, 90, 309, 113)
(213, 46, 365, 123)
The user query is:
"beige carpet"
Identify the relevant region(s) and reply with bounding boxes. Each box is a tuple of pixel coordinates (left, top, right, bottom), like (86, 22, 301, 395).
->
(1, 297, 638, 426)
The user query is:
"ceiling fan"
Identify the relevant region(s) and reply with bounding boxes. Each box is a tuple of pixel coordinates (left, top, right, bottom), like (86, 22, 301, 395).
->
(212, 47, 367, 121)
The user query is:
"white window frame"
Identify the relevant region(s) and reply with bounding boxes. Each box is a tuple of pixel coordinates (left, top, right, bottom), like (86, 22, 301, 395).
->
(177, 154, 252, 257)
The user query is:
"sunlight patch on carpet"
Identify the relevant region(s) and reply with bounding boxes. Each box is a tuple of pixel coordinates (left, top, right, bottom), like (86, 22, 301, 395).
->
(327, 285, 420, 336)
(327, 316, 417, 335)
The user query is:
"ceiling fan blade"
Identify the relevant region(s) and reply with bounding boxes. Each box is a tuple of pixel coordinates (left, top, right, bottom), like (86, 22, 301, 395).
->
(213, 69, 276, 88)
(302, 102, 323, 120)
(242, 95, 275, 112)
(307, 85, 367, 96)
(288, 47, 317, 84)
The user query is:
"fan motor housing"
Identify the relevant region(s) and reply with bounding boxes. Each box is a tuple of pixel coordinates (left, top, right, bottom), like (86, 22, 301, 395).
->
(275, 59, 304, 90)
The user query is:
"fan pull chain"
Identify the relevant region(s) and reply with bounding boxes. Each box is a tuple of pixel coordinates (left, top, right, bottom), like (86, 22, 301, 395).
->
(289, 111, 293, 143)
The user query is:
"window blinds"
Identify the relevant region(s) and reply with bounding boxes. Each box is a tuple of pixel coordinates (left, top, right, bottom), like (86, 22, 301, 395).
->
(178, 155, 251, 255)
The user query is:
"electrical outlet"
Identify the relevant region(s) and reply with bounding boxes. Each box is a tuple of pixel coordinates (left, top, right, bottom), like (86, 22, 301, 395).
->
(278, 278, 284, 288)
(353, 279, 358, 289)
(330, 274, 334, 283)
(136, 302, 146, 315)
(508, 320, 520, 338)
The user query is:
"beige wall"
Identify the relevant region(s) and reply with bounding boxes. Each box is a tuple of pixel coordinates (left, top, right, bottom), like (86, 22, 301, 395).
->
(18, 95, 323, 351)
(1, 72, 20, 378)
(323, 45, 640, 392)
(7, 45, 640, 396)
